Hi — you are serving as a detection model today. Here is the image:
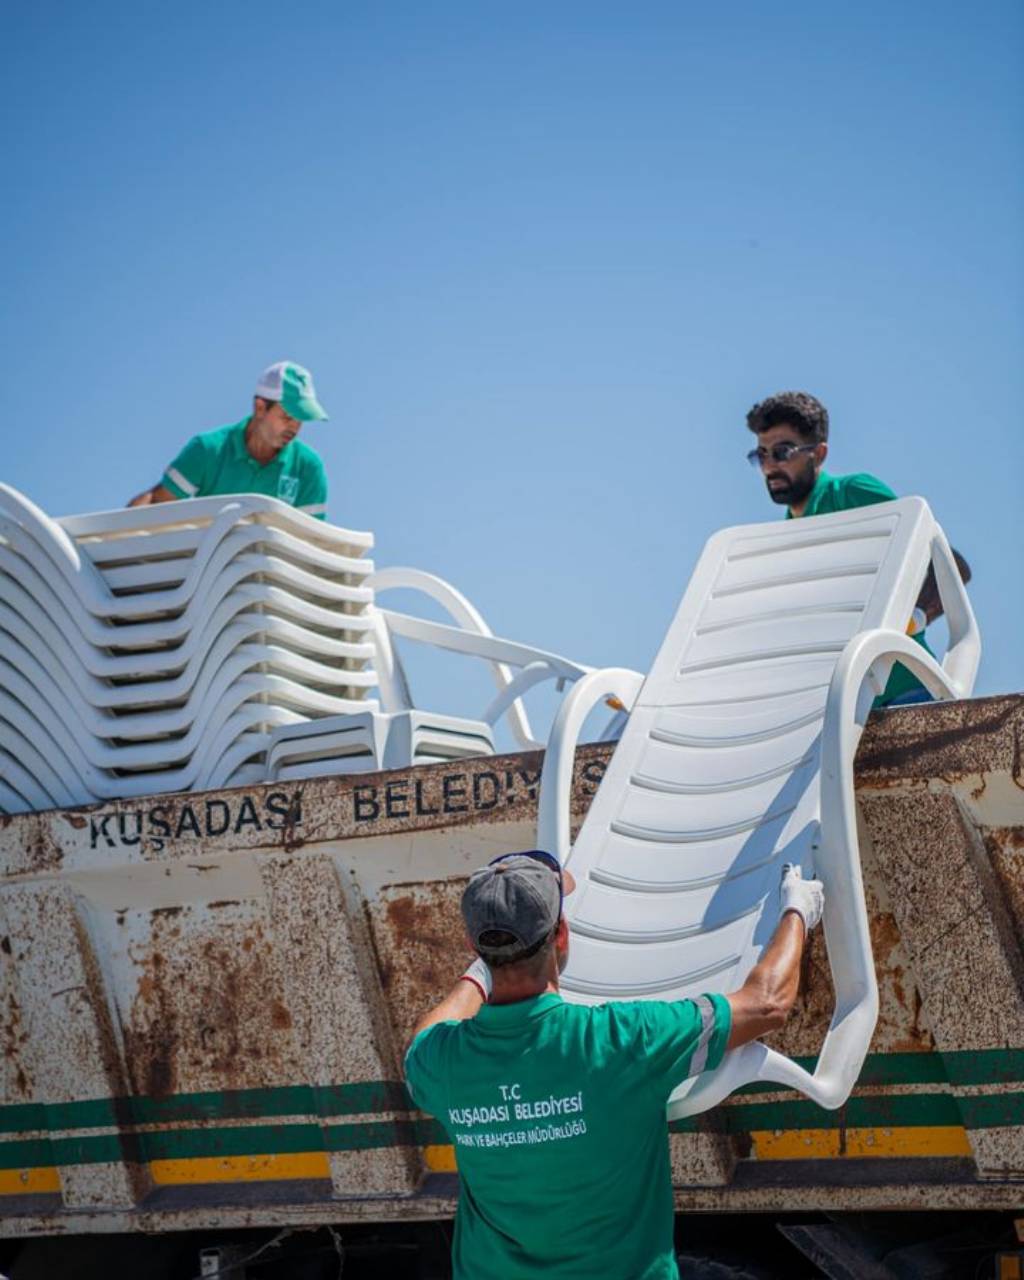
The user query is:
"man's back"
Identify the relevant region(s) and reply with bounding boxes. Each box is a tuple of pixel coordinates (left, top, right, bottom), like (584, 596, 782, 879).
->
(406, 990, 730, 1280)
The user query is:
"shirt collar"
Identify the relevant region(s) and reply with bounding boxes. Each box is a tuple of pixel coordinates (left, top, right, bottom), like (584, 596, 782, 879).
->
(230, 418, 252, 462)
(474, 991, 563, 1031)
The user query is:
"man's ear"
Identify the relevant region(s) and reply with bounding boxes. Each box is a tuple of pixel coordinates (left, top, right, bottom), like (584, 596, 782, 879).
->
(555, 917, 570, 949)
(816, 441, 828, 467)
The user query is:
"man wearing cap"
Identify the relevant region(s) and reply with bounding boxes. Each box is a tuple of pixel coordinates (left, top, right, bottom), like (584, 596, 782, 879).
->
(405, 850, 824, 1279)
(127, 361, 330, 519)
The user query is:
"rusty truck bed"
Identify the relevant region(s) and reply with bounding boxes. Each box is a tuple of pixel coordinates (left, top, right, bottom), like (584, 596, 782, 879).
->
(0, 695, 1022, 1236)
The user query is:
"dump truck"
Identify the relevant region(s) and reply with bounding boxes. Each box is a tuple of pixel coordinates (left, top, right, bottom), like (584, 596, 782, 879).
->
(1, 487, 1021, 1276)
(0, 696, 1021, 1277)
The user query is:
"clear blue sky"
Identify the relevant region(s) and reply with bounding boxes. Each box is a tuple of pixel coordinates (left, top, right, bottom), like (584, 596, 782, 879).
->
(3, 2, 1021, 737)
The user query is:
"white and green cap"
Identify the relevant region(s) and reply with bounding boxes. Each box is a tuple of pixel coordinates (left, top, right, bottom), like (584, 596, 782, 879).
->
(255, 361, 328, 422)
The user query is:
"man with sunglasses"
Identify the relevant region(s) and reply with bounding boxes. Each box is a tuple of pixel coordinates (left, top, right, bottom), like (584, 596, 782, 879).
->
(745, 389, 932, 706)
(405, 849, 823, 1279)
(745, 390, 896, 518)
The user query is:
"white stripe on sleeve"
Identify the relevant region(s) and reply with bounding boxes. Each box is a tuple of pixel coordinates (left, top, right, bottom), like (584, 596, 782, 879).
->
(166, 466, 198, 497)
(690, 996, 717, 1076)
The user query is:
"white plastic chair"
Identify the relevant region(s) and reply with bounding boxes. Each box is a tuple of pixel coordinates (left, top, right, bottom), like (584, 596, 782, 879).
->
(537, 499, 980, 1118)
(265, 567, 599, 778)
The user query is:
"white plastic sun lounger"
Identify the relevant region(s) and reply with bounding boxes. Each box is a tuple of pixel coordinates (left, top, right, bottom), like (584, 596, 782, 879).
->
(0, 485, 378, 809)
(0, 546, 374, 658)
(537, 499, 980, 1118)
(0, 486, 601, 810)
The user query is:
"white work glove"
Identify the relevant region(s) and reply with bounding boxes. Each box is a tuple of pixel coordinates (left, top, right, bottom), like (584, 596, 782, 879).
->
(460, 957, 493, 1002)
(780, 864, 824, 932)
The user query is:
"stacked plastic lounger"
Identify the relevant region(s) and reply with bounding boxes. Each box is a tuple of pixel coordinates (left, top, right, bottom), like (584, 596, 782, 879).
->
(265, 709, 496, 779)
(538, 499, 980, 1117)
(0, 485, 375, 813)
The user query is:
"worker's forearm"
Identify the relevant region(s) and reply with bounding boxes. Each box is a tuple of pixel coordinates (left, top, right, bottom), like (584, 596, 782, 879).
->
(747, 910, 806, 1015)
(128, 485, 177, 508)
(409, 976, 483, 1045)
(726, 911, 806, 1048)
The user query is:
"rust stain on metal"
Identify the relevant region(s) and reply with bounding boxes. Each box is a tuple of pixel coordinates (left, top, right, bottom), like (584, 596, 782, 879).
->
(280, 787, 307, 852)
(2, 991, 30, 1095)
(124, 906, 302, 1098)
(68, 906, 153, 1198)
(270, 1001, 292, 1031)
(28, 828, 66, 875)
(987, 826, 1024, 947)
(369, 880, 469, 1047)
(856, 695, 1024, 786)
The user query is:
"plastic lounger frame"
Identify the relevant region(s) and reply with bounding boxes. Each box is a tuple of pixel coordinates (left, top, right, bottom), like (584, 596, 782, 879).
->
(370, 567, 597, 751)
(537, 499, 980, 1119)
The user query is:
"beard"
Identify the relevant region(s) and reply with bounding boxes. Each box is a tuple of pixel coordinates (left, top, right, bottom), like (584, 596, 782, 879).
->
(765, 464, 816, 507)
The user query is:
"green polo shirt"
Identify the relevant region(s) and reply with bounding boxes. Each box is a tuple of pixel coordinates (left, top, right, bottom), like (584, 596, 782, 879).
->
(162, 418, 328, 518)
(405, 990, 731, 1280)
(787, 470, 931, 704)
(786, 469, 898, 518)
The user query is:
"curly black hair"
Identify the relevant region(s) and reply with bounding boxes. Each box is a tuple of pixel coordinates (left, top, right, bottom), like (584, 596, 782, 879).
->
(746, 391, 829, 443)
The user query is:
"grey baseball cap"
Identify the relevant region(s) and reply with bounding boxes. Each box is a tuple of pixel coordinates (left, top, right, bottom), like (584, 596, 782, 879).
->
(462, 850, 569, 963)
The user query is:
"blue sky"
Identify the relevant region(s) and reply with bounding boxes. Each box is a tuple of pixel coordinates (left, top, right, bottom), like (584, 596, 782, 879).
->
(2, 1, 1021, 739)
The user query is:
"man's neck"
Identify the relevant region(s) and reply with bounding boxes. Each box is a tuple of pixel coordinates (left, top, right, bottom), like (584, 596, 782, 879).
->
(489, 976, 559, 1007)
(244, 417, 281, 465)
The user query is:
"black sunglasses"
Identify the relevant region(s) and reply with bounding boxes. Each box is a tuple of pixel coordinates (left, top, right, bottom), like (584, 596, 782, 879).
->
(488, 849, 564, 912)
(746, 442, 818, 469)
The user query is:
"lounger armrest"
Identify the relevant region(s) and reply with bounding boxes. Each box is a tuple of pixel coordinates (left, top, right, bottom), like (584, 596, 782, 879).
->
(378, 611, 588, 681)
(537, 668, 645, 863)
(845, 627, 961, 707)
(674, 624, 961, 1121)
(480, 662, 580, 731)
(929, 529, 982, 697)
(371, 566, 590, 750)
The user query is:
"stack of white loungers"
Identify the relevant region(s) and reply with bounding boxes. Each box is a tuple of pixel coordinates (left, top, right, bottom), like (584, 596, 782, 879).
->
(0, 485, 591, 814)
(0, 485, 378, 813)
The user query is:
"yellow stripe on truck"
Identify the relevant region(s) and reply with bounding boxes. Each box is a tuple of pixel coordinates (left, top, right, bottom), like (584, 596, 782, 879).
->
(0, 1166, 61, 1195)
(149, 1151, 331, 1185)
(751, 1125, 972, 1160)
(0, 1128, 975, 1195)
(424, 1144, 457, 1173)
(424, 1126, 971, 1174)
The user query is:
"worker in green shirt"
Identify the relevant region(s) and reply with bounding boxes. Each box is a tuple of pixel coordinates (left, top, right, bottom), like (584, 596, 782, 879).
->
(405, 850, 823, 1280)
(744, 389, 954, 706)
(128, 361, 330, 519)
